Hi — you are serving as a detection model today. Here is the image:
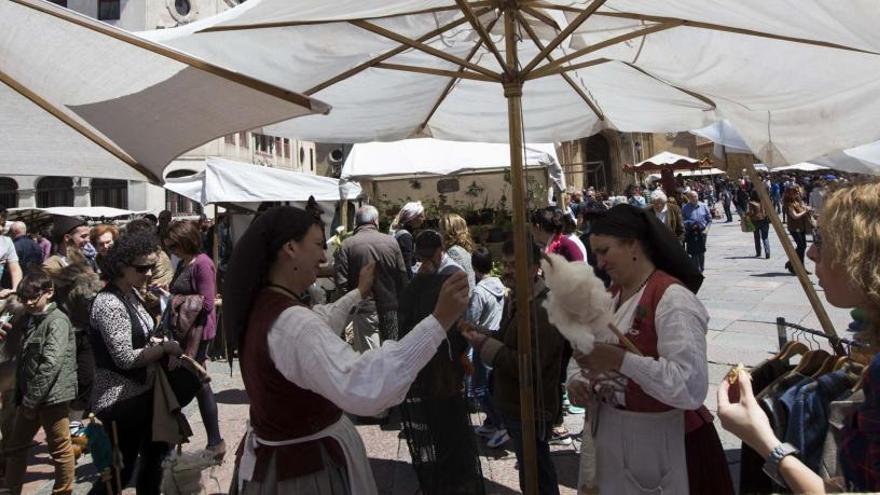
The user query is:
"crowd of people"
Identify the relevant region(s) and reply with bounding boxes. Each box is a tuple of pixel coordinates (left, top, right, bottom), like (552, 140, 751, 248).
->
(0, 167, 878, 494)
(0, 209, 225, 494)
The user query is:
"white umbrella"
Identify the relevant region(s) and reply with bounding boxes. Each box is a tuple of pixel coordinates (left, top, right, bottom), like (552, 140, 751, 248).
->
(634, 151, 703, 169)
(770, 163, 830, 173)
(693, 121, 880, 175)
(144, 2, 879, 485)
(0, 0, 329, 183)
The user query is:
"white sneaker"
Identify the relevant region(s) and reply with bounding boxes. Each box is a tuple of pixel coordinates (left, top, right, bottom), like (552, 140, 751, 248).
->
(487, 429, 510, 448)
(474, 425, 497, 438)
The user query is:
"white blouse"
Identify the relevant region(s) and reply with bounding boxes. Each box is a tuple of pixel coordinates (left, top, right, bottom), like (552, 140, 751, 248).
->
(569, 283, 709, 411)
(267, 289, 446, 417)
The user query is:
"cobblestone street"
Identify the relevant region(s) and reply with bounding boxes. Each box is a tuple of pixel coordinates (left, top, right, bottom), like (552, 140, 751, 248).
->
(22, 215, 853, 494)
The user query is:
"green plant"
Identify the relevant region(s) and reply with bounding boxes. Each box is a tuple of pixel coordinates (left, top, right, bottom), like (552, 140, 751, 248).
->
(465, 180, 485, 198)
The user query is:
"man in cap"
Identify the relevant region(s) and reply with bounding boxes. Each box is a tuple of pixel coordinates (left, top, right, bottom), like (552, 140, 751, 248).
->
(43, 216, 93, 274)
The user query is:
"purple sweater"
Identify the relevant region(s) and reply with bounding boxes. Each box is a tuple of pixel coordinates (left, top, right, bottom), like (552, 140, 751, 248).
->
(170, 253, 217, 341)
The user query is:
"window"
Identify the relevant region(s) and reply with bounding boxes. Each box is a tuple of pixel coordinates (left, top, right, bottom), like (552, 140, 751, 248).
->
(98, 0, 120, 20)
(90, 179, 128, 209)
(275, 137, 283, 157)
(254, 133, 274, 154)
(283, 139, 291, 159)
(224, 134, 236, 145)
(175, 0, 190, 16)
(238, 131, 248, 147)
(310, 149, 314, 168)
(48, 0, 67, 6)
(0, 178, 19, 209)
(299, 146, 305, 164)
(36, 177, 74, 208)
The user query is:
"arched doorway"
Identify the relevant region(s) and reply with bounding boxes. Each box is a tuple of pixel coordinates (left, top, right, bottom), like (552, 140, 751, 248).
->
(36, 176, 74, 207)
(0, 178, 19, 208)
(582, 133, 612, 192)
(90, 179, 128, 209)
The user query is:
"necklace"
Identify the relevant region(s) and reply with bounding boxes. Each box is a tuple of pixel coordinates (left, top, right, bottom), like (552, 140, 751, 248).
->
(619, 270, 655, 306)
(267, 283, 305, 303)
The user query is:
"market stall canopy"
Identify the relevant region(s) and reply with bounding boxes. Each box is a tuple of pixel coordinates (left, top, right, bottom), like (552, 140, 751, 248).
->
(770, 163, 830, 173)
(341, 139, 559, 178)
(145, 1, 880, 166)
(693, 121, 880, 175)
(7, 206, 143, 232)
(164, 157, 362, 205)
(631, 151, 706, 172)
(672, 167, 725, 177)
(0, 0, 329, 184)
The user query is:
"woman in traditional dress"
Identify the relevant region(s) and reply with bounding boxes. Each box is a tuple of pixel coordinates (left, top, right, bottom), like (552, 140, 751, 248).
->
(224, 206, 469, 494)
(567, 204, 733, 494)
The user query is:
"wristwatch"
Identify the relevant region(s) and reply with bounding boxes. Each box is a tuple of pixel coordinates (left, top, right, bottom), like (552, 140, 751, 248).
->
(762, 442, 800, 488)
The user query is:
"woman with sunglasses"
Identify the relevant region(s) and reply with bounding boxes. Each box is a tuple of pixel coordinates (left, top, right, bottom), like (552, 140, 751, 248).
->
(162, 220, 225, 460)
(224, 206, 469, 494)
(719, 181, 880, 493)
(89, 230, 183, 494)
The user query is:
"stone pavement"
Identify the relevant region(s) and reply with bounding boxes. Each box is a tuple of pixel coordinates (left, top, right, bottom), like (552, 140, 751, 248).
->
(22, 213, 851, 494)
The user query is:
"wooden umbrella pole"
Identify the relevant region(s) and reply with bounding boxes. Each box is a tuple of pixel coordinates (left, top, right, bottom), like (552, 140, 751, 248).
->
(744, 162, 844, 355)
(503, 7, 539, 494)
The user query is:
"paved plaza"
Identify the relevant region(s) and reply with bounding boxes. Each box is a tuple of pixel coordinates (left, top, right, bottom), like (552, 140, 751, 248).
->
(21, 215, 853, 494)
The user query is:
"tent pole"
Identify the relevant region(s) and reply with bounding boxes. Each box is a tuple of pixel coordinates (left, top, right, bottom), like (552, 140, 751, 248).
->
(503, 6, 539, 494)
(744, 163, 844, 354)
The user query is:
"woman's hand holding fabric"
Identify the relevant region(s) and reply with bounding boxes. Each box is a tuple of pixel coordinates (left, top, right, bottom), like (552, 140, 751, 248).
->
(459, 322, 488, 351)
(717, 368, 778, 458)
(357, 261, 376, 298)
(432, 271, 469, 331)
(567, 372, 591, 406)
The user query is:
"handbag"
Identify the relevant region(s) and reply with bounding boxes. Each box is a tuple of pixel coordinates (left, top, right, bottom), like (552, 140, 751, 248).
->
(162, 355, 209, 408)
(158, 294, 205, 358)
(740, 216, 755, 233)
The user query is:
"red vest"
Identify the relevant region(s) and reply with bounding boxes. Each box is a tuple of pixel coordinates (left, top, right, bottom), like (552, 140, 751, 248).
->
(240, 288, 344, 481)
(614, 271, 713, 433)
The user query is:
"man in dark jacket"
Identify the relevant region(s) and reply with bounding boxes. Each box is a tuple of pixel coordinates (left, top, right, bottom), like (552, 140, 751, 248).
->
(462, 240, 566, 495)
(9, 222, 42, 273)
(336, 205, 408, 349)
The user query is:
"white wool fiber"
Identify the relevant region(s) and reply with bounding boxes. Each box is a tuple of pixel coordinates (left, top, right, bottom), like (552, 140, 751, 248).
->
(540, 253, 614, 354)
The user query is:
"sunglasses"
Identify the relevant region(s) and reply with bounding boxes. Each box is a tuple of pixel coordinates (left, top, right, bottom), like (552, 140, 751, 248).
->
(129, 263, 156, 274)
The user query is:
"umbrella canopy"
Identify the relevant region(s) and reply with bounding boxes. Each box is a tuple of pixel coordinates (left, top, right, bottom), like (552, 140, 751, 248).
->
(632, 151, 704, 171)
(146, 1, 880, 166)
(164, 157, 362, 205)
(0, 0, 329, 183)
(693, 121, 880, 175)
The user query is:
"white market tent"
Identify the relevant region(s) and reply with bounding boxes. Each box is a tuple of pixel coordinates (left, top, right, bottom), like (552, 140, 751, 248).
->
(163, 157, 362, 234)
(342, 139, 559, 179)
(673, 167, 725, 177)
(165, 157, 362, 205)
(0, 0, 327, 183)
(771, 163, 830, 173)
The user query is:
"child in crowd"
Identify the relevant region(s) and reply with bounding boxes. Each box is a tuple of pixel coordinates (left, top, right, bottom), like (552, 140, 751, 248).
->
(4, 270, 76, 494)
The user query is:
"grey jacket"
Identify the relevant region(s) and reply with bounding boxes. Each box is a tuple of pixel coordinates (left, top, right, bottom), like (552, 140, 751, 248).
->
(16, 303, 77, 408)
(336, 224, 408, 312)
(466, 276, 505, 331)
(445, 245, 475, 290)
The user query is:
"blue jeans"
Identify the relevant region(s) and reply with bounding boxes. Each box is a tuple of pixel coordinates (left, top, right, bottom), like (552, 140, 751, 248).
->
(505, 418, 560, 495)
(471, 351, 503, 429)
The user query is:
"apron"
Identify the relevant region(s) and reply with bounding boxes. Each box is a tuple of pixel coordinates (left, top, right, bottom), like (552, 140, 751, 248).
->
(595, 404, 688, 494)
(238, 415, 376, 495)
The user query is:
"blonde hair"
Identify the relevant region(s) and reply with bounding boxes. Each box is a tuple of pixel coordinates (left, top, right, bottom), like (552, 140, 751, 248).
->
(821, 181, 880, 334)
(440, 213, 474, 252)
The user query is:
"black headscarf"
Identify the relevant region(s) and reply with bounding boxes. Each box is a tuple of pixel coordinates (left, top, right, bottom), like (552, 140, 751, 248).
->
(587, 204, 703, 293)
(222, 206, 323, 360)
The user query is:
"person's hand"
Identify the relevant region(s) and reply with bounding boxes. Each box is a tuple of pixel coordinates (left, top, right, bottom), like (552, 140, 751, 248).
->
(717, 368, 779, 458)
(148, 284, 170, 298)
(0, 322, 10, 341)
(161, 340, 183, 357)
(573, 344, 626, 375)
(432, 271, 470, 331)
(459, 321, 489, 350)
(357, 262, 376, 298)
(0, 289, 13, 299)
(567, 372, 591, 407)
